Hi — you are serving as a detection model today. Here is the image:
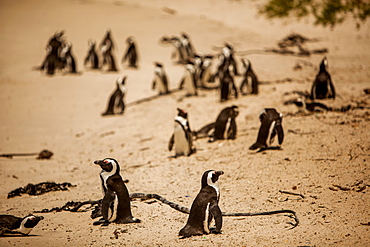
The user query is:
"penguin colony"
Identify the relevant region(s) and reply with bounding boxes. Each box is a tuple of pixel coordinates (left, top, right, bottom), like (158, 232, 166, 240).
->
(4, 28, 347, 239)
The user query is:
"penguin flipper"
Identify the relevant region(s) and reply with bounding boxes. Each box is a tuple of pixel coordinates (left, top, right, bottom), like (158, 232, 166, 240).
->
(276, 124, 284, 145)
(195, 122, 215, 139)
(227, 118, 237, 140)
(209, 201, 222, 234)
(101, 191, 116, 221)
(168, 134, 174, 151)
(249, 141, 267, 151)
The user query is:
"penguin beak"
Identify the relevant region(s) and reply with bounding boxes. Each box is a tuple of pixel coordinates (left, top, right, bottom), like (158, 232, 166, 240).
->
(215, 171, 224, 176)
(94, 160, 104, 166)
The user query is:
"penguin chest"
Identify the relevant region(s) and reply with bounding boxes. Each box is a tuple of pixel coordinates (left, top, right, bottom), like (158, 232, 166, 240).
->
(183, 73, 196, 95)
(203, 203, 211, 233)
(267, 120, 277, 146)
(154, 74, 166, 93)
(174, 123, 190, 155)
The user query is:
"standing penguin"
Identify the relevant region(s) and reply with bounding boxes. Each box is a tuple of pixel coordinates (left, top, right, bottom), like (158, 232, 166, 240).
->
(180, 33, 196, 61)
(179, 62, 198, 96)
(152, 62, 169, 95)
(249, 108, 284, 151)
(209, 105, 239, 142)
(84, 40, 100, 69)
(311, 57, 335, 100)
(0, 215, 44, 236)
(60, 43, 77, 74)
(168, 108, 196, 157)
(101, 39, 118, 72)
(240, 58, 259, 95)
(122, 37, 139, 68)
(220, 66, 238, 102)
(179, 170, 224, 238)
(102, 76, 126, 116)
(36, 31, 65, 75)
(93, 158, 140, 226)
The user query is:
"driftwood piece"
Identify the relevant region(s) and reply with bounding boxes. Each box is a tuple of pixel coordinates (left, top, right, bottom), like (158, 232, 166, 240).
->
(0, 149, 53, 159)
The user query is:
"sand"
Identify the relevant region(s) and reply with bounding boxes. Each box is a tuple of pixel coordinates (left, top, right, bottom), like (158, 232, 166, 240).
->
(0, 0, 369, 246)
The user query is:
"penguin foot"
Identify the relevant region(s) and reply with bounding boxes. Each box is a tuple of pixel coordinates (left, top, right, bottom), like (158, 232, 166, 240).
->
(93, 218, 109, 226)
(210, 228, 222, 234)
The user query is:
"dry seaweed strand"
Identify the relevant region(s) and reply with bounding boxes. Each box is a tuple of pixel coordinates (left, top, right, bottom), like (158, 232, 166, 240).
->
(35, 193, 299, 229)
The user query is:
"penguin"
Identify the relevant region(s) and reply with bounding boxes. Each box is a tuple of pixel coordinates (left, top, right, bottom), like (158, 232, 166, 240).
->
(179, 170, 224, 238)
(209, 105, 239, 142)
(152, 62, 169, 95)
(180, 32, 196, 61)
(122, 37, 139, 68)
(311, 57, 335, 100)
(239, 58, 259, 95)
(84, 40, 100, 69)
(0, 214, 44, 236)
(220, 66, 238, 102)
(37, 45, 61, 75)
(101, 39, 118, 72)
(199, 55, 215, 88)
(160, 36, 187, 64)
(249, 108, 284, 151)
(179, 62, 198, 96)
(168, 108, 196, 157)
(93, 158, 140, 226)
(102, 76, 126, 116)
(60, 43, 77, 74)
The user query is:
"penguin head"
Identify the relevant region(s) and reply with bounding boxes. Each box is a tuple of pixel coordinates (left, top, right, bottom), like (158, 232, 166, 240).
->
(23, 215, 44, 228)
(230, 105, 239, 118)
(17, 215, 44, 235)
(319, 57, 328, 71)
(154, 62, 163, 68)
(177, 108, 188, 119)
(116, 76, 126, 86)
(94, 158, 120, 173)
(201, 170, 224, 188)
(127, 36, 135, 44)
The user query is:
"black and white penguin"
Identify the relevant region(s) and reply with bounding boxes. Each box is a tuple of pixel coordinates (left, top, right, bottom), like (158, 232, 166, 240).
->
(160, 36, 187, 64)
(101, 39, 118, 72)
(36, 31, 65, 75)
(179, 62, 198, 96)
(152, 62, 169, 95)
(180, 32, 196, 62)
(122, 37, 139, 68)
(84, 40, 100, 69)
(93, 158, 140, 226)
(60, 43, 77, 74)
(179, 170, 224, 238)
(199, 55, 214, 88)
(220, 66, 238, 102)
(311, 57, 335, 100)
(168, 108, 196, 157)
(240, 58, 259, 95)
(102, 76, 126, 116)
(0, 214, 44, 236)
(249, 108, 284, 151)
(209, 105, 239, 142)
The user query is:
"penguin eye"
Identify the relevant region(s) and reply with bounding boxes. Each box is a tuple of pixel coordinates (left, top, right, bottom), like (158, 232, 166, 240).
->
(103, 160, 109, 164)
